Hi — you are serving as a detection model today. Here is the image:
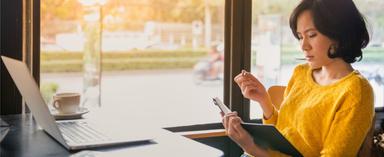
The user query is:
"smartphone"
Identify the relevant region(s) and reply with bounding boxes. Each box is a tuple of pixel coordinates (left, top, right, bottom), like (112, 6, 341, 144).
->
(212, 97, 231, 115)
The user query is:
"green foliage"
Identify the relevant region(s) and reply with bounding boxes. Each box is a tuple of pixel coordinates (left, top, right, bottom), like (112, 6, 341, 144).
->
(41, 47, 384, 73)
(41, 50, 207, 73)
(41, 0, 82, 36)
(42, 0, 225, 32)
(40, 82, 59, 104)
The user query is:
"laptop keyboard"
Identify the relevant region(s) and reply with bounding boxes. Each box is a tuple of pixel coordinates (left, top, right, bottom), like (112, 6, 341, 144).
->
(58, 121, 111, 144)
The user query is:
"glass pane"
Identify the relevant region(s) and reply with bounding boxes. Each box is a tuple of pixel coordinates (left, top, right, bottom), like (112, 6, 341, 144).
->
(250, 0, 298, 119)
(41, 0, 225, 127)
(354, 0, 384, 109)
(250, 0, 384, 119)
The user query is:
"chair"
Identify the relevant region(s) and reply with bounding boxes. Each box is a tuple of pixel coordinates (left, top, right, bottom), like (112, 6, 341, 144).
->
(267, 85, 286, 110)
(358, 115, 376, 157)
(267, 85, 376, 157)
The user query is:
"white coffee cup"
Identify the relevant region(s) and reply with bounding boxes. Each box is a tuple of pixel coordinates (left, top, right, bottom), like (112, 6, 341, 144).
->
(52, 92, 80, 114)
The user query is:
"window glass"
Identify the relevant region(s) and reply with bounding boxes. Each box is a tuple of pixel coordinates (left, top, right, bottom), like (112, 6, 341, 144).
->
(41, 0, 225, 127)
(250, 0, 384, 119)
(354, 0, 384, 109)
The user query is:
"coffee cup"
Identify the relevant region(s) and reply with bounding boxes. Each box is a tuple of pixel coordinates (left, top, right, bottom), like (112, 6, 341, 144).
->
(52, 92, 80, 114)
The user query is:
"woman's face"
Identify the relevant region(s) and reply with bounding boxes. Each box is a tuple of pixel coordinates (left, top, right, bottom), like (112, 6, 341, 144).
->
(296, 10, 336, 69)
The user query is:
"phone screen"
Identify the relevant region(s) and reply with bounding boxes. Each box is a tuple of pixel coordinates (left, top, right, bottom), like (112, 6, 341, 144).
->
(212, 97, 231, 114)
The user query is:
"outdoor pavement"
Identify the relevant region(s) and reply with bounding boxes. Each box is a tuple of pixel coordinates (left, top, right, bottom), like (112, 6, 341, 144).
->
(41, 63, 383, 128)
(41, 69, 225, 128)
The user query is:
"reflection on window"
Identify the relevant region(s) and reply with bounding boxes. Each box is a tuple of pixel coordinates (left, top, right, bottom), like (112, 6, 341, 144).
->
(41, 0, 225, 127)
(250, 0, 384, 119)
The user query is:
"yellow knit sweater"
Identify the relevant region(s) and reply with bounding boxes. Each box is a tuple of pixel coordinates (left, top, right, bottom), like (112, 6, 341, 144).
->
(263, 64, 374, 157)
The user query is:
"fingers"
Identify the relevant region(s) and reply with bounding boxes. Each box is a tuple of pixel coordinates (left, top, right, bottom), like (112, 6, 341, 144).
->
(234, 70, 245, 81)
(239, 81, 257, 91)
(222, 112, 238, 130)
(229, 117, 242, 132)
(234, 70, 248, 82)
(227, 116, 240, 137)
(234, 70, 247, 83)
(222, 111, 258, 153)
(234, 70, 259, 86)
(227, 116, 247, 140)
(232, 117, 246, 133)
(243, 85, 258, 96)
(234, 70, 266, 100)
(237, 80, 259, 98)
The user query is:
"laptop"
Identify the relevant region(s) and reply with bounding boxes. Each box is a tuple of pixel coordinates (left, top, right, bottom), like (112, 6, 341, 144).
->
(1, 56, 154, 150)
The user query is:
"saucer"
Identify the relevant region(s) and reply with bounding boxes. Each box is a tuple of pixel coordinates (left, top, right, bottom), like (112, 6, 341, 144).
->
(51, 107, 89, 120)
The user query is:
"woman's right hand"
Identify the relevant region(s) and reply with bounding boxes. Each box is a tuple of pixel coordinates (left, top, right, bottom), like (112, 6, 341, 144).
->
(234, 70, 275, 119)
(234, 70, 269, 104)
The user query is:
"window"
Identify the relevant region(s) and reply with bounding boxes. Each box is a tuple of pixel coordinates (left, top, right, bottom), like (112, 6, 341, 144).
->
(0, 0, 24, 114)
(249, 0, 384, 119)
(250, 0, 300, 119)
(40, 0, 226, 127)
(353, 0, 384, 110)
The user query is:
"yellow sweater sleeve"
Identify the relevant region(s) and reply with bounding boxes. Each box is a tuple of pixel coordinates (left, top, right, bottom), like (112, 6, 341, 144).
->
(262, 64, 299, 126)
(262, 108, 278, 125)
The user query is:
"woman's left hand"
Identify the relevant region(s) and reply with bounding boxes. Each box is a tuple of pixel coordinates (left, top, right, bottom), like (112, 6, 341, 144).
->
(222, 112, 269, 156)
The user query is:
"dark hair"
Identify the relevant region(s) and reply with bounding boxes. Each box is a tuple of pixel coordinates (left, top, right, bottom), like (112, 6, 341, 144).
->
(289, 0, 370, 63)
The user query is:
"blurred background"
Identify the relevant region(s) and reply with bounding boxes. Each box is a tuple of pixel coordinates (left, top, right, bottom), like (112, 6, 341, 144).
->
(40, 0, 384, 127)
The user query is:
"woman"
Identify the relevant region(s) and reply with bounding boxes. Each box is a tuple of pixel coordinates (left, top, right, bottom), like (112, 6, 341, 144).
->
(222, 0, 374, 156)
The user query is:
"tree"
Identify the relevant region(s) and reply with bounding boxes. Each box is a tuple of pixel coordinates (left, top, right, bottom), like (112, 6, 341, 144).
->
(41, 0, 225, 38)
(41, 0, 82, 38)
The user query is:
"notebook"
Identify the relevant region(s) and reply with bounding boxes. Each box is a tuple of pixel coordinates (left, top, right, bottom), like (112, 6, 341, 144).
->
(212, 97, 302, 157)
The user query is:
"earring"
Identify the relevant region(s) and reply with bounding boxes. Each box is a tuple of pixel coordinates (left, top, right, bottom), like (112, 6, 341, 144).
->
(329, 45, 337, 55)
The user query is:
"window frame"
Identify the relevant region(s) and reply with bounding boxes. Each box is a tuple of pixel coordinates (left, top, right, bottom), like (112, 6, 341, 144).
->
(0, 0, 40, 115)
(226, 0, 253, 122)
(166, 0, 254, 130)
(1, 0, 255, 125)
